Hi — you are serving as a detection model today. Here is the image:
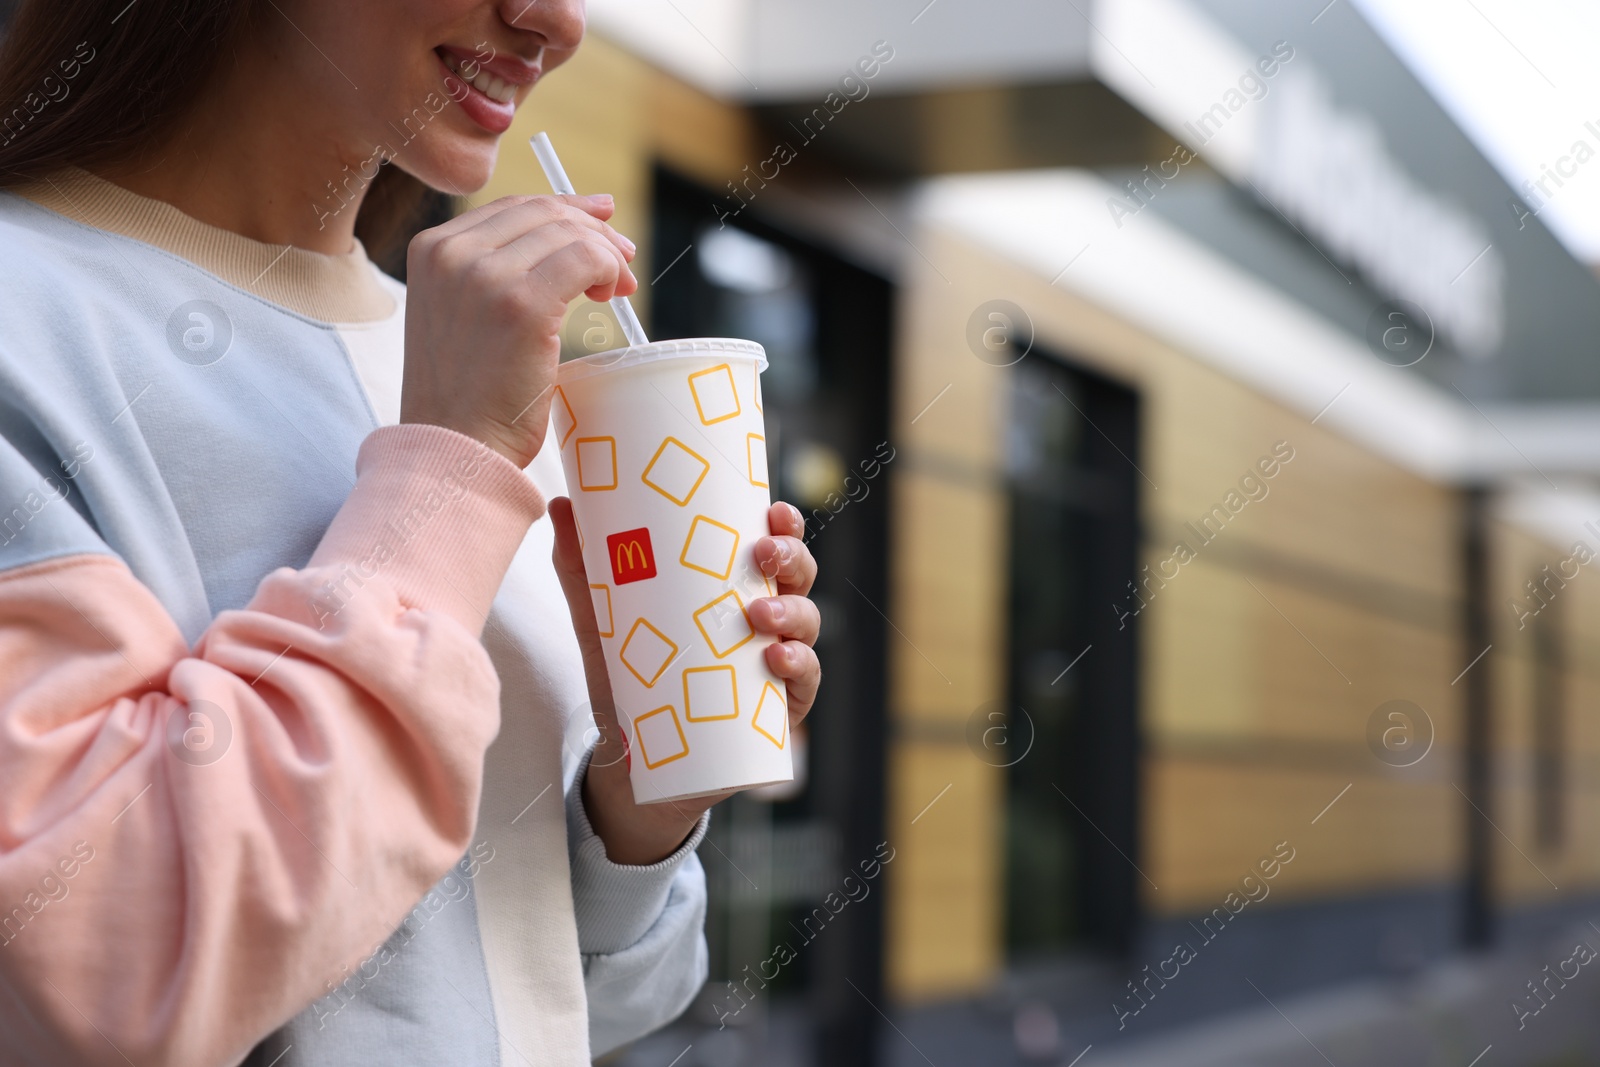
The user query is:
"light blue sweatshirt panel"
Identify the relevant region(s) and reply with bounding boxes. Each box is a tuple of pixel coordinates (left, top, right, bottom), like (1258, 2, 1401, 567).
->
(0, 192, 505, 1065)
(0, 194, 378, 631)
(241, 855, 501, 1067)
(0, 406, 106, 566)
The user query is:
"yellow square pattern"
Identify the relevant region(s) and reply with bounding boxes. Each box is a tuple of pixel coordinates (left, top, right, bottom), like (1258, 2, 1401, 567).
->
(590, 584, 613, 638)
(619, 617, 678, 687)
(576, 437, 618, 491)
(747, 434, 768, 489)
(633, 704, 689, 769)
(752, 680, 787, 749)
(688, 363, 741, 425)
(693, 590, 754, 659)
(680, 515, 741, 580)
(642, 437, 710, 506)
(683, 665, 740, 722)
(553, 386, 577, 450)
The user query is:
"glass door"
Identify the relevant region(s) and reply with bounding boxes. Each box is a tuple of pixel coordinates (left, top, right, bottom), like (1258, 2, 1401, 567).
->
(1002, 354, 1142, 959)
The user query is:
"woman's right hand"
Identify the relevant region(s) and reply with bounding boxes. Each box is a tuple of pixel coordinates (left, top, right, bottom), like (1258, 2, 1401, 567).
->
(400, 193, 638, 468)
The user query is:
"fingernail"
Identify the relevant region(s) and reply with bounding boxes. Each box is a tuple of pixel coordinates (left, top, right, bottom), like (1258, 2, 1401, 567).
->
(618, 234, 637, 254)
(587, 193, 614, 205)
(786, 502, 803, 527)
(766, 600, 786, 623)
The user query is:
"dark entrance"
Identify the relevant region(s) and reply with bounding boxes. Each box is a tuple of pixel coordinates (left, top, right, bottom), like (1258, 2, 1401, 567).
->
(1002, 352, 1142, 959)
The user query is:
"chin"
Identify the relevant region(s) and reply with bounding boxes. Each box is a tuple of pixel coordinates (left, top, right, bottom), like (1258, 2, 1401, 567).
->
(399, 141, 501, 197)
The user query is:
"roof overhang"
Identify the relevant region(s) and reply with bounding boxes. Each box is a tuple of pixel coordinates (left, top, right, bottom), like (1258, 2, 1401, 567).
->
(918, 169, 1600, 485)
(587, 0, 1093, 101)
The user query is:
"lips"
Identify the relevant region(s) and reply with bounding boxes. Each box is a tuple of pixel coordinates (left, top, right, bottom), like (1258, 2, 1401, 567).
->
(435, 48, 530, 134)
(439, 48, 518, 103)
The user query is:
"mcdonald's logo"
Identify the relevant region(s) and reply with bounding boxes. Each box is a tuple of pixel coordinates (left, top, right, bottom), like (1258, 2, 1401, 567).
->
(606, 526, 658, 585)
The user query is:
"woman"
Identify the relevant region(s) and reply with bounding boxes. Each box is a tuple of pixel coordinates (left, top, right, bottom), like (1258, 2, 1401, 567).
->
(0, 0, 823, 1064)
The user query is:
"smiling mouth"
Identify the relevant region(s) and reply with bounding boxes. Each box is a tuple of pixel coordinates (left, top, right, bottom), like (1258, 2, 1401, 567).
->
(437, 49, 517, 104)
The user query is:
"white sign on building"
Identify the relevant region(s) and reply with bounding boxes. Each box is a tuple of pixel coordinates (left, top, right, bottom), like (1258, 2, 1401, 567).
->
(1095, 0, 1505, 359)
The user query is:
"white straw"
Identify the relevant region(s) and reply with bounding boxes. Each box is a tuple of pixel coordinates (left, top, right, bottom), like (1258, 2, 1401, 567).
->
(530, 132, 649, 349)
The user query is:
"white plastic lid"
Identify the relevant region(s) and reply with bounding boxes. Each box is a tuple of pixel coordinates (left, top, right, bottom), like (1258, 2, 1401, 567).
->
(556, 337, 769, 385)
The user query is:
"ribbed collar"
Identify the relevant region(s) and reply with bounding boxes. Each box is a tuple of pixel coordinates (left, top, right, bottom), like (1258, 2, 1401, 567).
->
(12, 167, 396, 323)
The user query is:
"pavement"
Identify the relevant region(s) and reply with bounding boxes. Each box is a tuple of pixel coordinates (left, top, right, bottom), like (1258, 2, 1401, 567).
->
(610, 922, 1600, 1067)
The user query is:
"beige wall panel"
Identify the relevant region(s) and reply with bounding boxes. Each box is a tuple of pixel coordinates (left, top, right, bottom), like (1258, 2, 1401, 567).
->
(1145, 558, 1457, 748)
(887, 470, 1006, 723)
(918, 89, 1016, 175)
(647, 70, 761, 191)
(916, 231, 1460, 602)
(1146, 759, 1457, 912)
(893, 237, 1009, 474)
(1488, 520, 1600, 905)
(884, 742, 1003, 1001)
(884, 243, 1012, 1001)
(1151, 562, 1458, 746)
(1142, 556, 1257, 738)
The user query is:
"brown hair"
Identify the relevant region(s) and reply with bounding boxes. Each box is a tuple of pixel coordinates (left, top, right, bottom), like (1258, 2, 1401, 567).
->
(0, 0, 433, 264)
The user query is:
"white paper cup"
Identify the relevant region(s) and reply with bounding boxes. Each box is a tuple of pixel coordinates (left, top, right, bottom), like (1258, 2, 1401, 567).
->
(554, 338, 794, 804)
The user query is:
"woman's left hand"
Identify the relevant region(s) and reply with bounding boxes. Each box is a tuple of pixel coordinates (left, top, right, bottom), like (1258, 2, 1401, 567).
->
(550, 499, 821, 865)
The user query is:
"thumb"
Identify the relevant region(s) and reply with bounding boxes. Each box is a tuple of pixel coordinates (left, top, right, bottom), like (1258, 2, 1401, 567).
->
(549, 496, 607, 650)
(549, 497, 624, 753)
(549, 497, 594, 626)
(550, 496, 583, 579)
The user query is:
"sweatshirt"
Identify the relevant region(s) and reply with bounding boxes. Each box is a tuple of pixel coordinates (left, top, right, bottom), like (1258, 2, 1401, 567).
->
(0, 168, 708, 1067)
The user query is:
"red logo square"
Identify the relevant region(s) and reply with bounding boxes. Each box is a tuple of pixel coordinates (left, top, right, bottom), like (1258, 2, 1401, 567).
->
(607, 527, 657, 585)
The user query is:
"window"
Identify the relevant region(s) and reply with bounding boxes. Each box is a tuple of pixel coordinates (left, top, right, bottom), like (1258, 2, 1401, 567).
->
(1002, 354, 1142, 957)
(1532, 594, 1564, 851)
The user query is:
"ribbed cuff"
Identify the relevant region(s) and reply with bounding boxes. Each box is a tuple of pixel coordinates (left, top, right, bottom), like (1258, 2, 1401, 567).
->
(311, 424, 545, 635)
(567, 745, 712, 955)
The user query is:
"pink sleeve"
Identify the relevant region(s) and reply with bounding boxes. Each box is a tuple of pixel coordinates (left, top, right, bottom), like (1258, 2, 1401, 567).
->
(0, 424, 541, 1067)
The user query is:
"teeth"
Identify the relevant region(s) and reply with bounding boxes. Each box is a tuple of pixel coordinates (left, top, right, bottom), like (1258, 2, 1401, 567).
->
(443, 52, 516, 103)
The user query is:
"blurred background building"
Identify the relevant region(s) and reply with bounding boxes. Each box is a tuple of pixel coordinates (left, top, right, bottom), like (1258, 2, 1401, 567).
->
(8, 0, 1600, 1062)
(476, 1, 1600, 1063)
